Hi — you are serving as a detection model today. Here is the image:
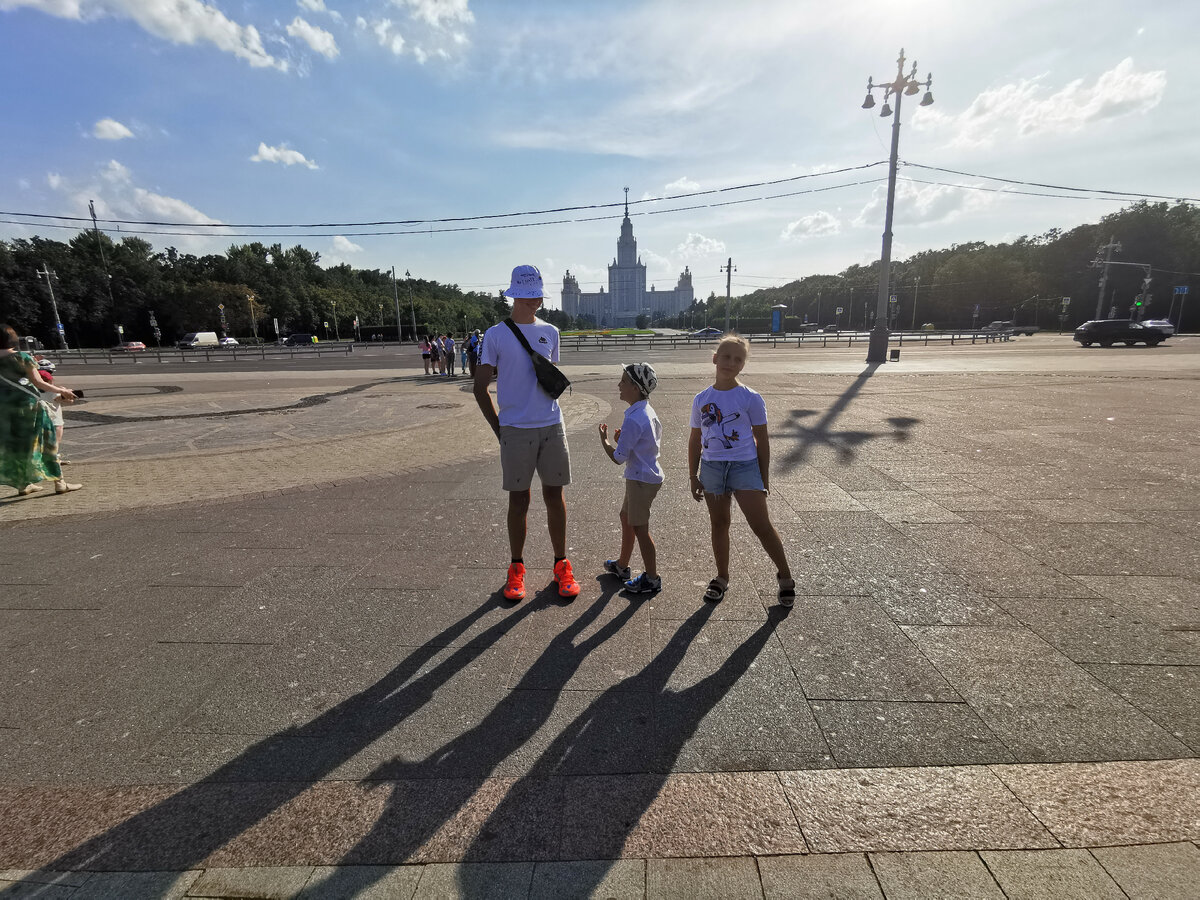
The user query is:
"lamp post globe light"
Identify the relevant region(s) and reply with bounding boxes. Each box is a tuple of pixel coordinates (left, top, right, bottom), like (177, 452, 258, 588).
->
(860, 48, 933, 363)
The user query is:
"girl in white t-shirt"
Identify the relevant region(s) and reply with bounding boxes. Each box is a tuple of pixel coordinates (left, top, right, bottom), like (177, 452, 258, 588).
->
(688, 334, 794, 607)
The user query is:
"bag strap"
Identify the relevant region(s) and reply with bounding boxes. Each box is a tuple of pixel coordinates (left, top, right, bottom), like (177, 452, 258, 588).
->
(503, 317, 542, 363)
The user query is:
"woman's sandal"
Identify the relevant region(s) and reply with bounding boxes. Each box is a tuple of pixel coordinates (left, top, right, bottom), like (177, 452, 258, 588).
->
(703, 577, 728, 603)
(778, 577, 796, 608)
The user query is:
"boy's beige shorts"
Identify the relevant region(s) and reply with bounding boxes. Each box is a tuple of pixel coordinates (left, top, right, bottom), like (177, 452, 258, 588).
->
(621, 479, 661, 527)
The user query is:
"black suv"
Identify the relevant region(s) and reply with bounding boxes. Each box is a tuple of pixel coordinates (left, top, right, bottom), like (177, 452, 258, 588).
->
(282, 333, 316, 346)
(1073, 319, 1168, 348)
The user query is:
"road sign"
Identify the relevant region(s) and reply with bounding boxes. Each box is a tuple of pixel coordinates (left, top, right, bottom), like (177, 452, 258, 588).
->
(1061, 297, 1071, 310)
(56, 323, 65, 334)
(218, 303, 225, 310)
(889, 295, 897, 303)
(836, 307, 844, 314)
(1175, 286, 1189, 294)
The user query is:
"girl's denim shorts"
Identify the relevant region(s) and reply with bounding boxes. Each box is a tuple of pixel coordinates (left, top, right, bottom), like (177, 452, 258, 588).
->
(699, 458, 764, 495)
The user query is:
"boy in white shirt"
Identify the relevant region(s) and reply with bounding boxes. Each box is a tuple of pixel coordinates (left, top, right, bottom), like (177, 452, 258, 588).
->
(598, 363, 663, 594)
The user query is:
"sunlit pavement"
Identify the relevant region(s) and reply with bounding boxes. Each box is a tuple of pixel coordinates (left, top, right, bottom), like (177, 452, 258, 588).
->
(1, 338, 1197, 897)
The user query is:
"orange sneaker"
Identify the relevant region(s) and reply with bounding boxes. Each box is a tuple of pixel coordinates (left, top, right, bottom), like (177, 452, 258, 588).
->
(503, 562, 526, 601)
(553, 559, 581, 599)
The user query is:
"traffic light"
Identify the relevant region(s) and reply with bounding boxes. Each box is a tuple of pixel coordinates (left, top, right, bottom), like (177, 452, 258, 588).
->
(1134, 296, 1144, 308)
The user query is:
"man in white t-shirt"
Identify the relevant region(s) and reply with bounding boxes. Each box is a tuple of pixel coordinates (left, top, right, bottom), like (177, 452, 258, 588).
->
(473, 264, 581, 602)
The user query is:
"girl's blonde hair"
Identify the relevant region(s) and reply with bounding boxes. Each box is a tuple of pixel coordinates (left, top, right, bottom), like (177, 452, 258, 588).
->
(716, 333, 749, 356)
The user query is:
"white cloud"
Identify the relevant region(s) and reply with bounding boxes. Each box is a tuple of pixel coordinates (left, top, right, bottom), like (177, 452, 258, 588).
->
(781, 211, 840, 241)
(923, 58, 1166, 148)
(665, 176, 699, 195)
(395, 0, 473, 29)
(93, 117, 133, 140)
(286, 16, 338, 59)
(44, 160, 225, 254)
(853, 180, 995, 230)
(372, 18, 405, 55)
(3, 0, 287, 70)
(332, 235, 363, 253)
(676, 233, 726, 259)
(250, 142, 319, 169)
(298, 0, 325, 12)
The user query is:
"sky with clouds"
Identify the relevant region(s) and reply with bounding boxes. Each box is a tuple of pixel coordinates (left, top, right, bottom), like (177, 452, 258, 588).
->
(1, 0, 1196, 306)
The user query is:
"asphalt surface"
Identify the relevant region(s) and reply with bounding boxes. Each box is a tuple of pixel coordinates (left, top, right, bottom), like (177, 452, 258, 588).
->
(1, 335, 1197, 898)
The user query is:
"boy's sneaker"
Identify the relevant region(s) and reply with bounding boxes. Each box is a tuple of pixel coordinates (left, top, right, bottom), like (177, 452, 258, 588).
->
(624, 572, 662, 594)
(553, 559, 581, 599)
(604, 559, 632, 582)
(503, 562, 526, 601)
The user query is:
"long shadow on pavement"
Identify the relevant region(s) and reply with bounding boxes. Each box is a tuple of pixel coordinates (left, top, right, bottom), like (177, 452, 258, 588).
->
(10, 588, 552, 876)
(455, 603, 789, 898)
(304, 582, 643, 896)
(777, 363, 919, 469)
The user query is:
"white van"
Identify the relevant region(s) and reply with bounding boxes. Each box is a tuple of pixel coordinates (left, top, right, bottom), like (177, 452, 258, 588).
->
(177, 331, 220, 349)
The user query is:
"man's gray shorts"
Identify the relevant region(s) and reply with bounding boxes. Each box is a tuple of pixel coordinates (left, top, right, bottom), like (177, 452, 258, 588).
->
(499, 423, 572, 492)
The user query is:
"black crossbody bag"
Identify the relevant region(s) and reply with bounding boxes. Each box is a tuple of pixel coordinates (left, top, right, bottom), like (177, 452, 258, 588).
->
(503, 318, 571, 400)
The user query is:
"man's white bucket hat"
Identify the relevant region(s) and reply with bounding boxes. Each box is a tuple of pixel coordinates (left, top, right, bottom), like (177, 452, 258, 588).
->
(503, 264, 545, 299)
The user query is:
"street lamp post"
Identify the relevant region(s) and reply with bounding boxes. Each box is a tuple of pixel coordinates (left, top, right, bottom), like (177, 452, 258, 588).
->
(860, 49, 934, 362)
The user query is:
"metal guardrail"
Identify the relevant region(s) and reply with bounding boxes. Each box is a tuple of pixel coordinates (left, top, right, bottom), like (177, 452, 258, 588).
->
(41, 343, 357, 364)
(559, 331, 1012, 351)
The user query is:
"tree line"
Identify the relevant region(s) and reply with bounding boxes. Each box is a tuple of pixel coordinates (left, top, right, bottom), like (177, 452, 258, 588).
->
(1, 201, 1197, 347)
(691, 201, 1199, 334)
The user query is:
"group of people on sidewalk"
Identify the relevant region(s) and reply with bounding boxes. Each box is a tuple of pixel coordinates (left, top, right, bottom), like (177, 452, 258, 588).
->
(0, 324, 83, 498)
(419, 331, 484, 377)
(473, 265, 795, 607)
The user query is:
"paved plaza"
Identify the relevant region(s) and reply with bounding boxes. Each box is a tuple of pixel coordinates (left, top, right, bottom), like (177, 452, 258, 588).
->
(1, 336, 1198, 898)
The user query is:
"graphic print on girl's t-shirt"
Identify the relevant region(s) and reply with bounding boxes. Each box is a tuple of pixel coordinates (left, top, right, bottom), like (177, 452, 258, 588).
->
(699, 402, 743, 450)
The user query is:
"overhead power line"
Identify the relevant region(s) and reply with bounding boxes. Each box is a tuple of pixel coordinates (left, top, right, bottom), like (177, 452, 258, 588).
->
(903, 162, 1200, 204)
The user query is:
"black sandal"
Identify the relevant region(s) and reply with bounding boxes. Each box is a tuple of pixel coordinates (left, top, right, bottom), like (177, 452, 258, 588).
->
(778, 577, 796, 608)
(703, 578, 728, 603)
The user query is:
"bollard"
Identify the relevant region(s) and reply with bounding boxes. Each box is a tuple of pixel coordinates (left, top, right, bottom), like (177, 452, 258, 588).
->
(889, 348, 900, 362)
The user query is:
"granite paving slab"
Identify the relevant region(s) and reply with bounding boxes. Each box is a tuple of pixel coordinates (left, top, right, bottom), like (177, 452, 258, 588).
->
(989, 758, 1200, 847)
(528, 859, 646, 900)
(998, 597, 1200, 665)
(868, 850, 1005, 899)
(645, 856, 763, 900)
(1081, 663, 1200, 750)
(1090, 842, 1200, 900)
(811, 700, 1015, 768)
(904, 625, 1189, 761)
(778, 765, 1058, 853)
(759, 852, 883, 899)
(980, 848, 1125, 899)
(773, 597, 961, 701)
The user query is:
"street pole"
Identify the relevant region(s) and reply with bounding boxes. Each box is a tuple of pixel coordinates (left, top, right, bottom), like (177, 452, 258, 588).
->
(910, 275, 921, 331)
(860, 50, 933, 362)
(89, 200, 117, 313)
(391, 266, 403, 342)
(36, 263, 68, 350)
(1093, 236, 1121, 320)
(721, 257, 735, 332)
(406, 270, 418, 341)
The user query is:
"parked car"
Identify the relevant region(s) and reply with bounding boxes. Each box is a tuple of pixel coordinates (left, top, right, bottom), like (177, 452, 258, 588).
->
(111, 341, 147, 352)
(282, 333, 317, 346)
(1140, 319, 1176, 336)
(1073, 319, 1168, 347)
(689, 326, 723, 338)
(822, 324, 840, 333)
(219, 337, 240, 348)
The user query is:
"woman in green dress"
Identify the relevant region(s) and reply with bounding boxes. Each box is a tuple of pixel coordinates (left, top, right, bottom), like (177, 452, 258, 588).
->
(0, 324, 81, 496)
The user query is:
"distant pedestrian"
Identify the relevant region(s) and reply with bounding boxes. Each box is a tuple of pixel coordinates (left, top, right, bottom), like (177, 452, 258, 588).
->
(429, 335, 442, 374)
(689, 334, 793, 606)
(419, 337, 432, 375)
(598, 362, 662, 594)
(467, 329, 481, 377)
(444, 334, 456, 376)
(0, 325, 81, 496)
(459, 339, 468, 375)
(473, 264, 580, 601)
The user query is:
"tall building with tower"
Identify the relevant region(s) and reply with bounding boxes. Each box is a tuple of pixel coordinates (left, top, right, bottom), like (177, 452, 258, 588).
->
(561, 189, 694, 327)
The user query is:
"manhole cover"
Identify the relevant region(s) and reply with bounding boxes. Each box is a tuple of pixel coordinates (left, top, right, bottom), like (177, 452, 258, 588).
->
(417, 402, 463, 410)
